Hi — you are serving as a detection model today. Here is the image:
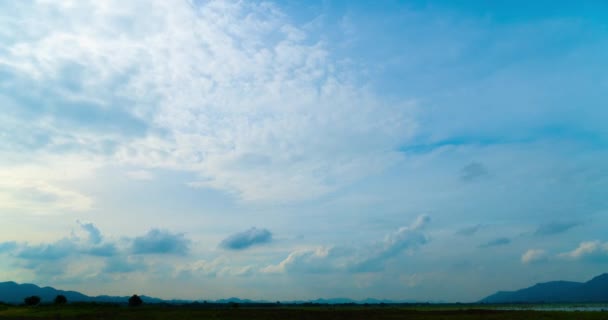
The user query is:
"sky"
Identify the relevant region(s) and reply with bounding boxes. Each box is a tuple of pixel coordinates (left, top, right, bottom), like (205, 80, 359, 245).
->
(0, 0, 607, 302)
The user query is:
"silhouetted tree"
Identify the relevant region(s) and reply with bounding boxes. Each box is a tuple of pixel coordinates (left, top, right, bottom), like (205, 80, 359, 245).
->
(24, 296, 41, 306)
(54, 294, 67, 305)
(128, 294, 143, 307)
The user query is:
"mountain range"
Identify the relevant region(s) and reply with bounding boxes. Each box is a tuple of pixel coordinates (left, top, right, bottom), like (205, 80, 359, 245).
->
(0, 281, 409, 305)
(480, 273, 608, 303)
(0, 281, 166, 304)
(2, 273, 607, 305)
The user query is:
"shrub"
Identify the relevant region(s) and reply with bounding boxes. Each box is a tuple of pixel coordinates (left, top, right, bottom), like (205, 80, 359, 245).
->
(128, 294, 143, 307)
(24, 296, 41, 306)
(54, 294, 68, 305)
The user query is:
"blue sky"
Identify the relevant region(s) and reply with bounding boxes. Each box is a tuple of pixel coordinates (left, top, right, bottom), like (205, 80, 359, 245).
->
(0, 0, 607, 302)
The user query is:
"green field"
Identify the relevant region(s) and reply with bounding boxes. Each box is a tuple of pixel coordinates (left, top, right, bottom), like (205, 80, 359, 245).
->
(1, 304, 607, 320)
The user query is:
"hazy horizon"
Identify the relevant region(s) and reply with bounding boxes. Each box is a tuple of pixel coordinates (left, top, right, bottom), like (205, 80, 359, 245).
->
(1, 0, 607, 302)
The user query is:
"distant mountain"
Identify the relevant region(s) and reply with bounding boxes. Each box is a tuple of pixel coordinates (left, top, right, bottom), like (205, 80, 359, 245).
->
(0, 281, 165, 304)
(480, 273, 608, 303)
(0, 281, 414, 305)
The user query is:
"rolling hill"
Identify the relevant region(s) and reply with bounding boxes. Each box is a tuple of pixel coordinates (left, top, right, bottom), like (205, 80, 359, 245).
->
(480, 273, 608, 303)
(0, 281, 164, 304)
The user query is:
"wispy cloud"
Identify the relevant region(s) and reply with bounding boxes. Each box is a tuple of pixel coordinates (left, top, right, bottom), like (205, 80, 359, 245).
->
(479, 237, 510, 248)
(178, 258, 255, 278)
(0, 0, 416, 203)
(350, 215, 430, 272)
(460, 162, 488, 182)
(455, 224, 481, 236)
(126, 170, 155, 181)
(534, 222, 579, 236)
(521, 249, 547, 264)
(263, 215, 430, 274)
(559, 241, 608, 262)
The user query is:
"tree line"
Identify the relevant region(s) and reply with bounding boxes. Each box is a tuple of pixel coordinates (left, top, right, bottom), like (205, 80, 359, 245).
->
(22, 294, 143, 306)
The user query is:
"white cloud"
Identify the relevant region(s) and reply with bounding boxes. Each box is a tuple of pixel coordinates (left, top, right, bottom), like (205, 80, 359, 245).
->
(559, 241, 608, 261)
(261, 246, 349, 274)
(262, 215, 430, 274)
(0, 153, 100, 215)
(350, 214, 429, 272)
(0, 169, 93, 214)
(178, 258, 255, 278)
(0, 0, 416, 203)
(521, 249, 547, 264)
(126, 170, 155, 181)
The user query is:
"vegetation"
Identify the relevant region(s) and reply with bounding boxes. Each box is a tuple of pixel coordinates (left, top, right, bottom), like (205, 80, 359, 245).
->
(0, 303, 606, 319)
(128, 294, 143, 307)
(54, 295, 67, 305)
(23, 296, 41, 306)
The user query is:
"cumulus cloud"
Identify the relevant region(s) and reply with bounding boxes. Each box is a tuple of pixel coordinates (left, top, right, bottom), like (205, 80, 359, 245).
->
(131, 229, 190, 255)
(7, 222, 115, 262)
(263, 215, 430, 274)
(220, 227, 272, 250)
(559, 241, 608, 262)
(78, 221, 103, 244)
(460, 162, 488, 182)
(534, 222, 579, 236)
(16, 239, 76, 261)
(85, 243, 118, 257)
(479, 237, 510, 248)
(0, 222, 194, 280)
(521, 249, 547, 264)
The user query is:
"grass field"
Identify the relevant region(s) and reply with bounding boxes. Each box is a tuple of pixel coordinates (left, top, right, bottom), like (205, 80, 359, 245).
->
(1, 304, 607, 320)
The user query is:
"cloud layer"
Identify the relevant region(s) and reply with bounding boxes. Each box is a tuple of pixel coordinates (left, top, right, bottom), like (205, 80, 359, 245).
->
(0, 0, 415, 203)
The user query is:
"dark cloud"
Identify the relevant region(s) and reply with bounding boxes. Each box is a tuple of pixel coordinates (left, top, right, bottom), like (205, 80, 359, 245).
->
(85, 243, 118, 257)
(220, 227, 272, 250)
(12, 222, 118, 262)
(0, 223, 190, 280)
(132, 229, 190, 255)
(16, 239, 75, 261)
(460, 161, 488, 181)
(479, 237, 511, 248)
(456, 224, 481, 236)
(78, 221, 103, 244)
(534, 221, 579, 236)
